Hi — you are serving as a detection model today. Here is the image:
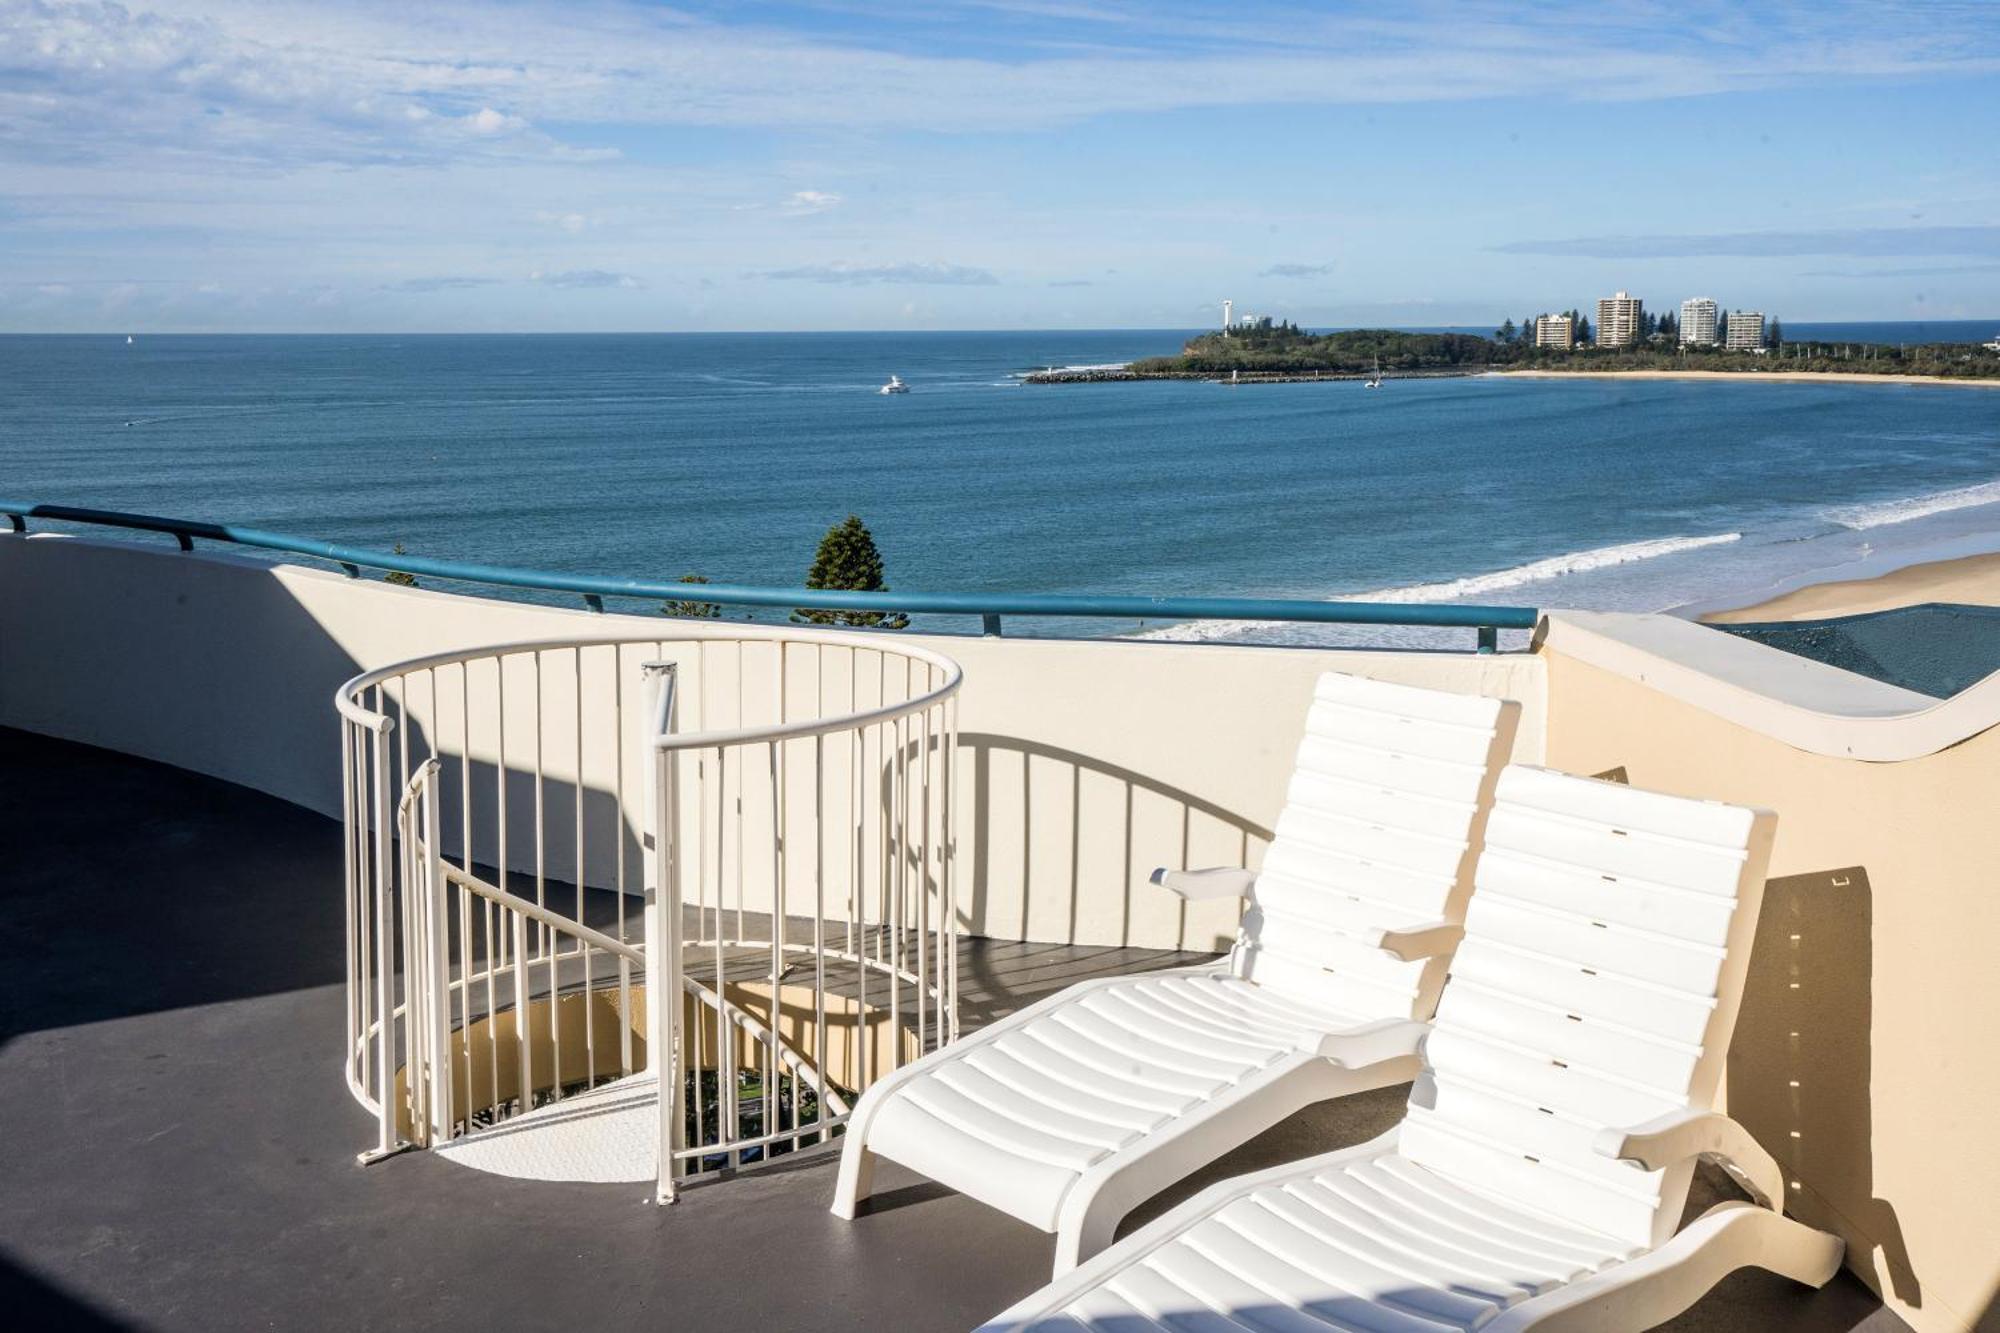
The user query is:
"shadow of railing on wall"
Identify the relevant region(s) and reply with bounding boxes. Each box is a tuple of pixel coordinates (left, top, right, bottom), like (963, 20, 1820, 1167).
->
(1732, 865, 1920, 1313)
(956, 731, 1273, 957)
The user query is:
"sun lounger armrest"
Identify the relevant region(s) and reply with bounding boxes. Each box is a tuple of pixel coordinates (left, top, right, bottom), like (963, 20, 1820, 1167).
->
(1318, 1017, 1429, 1067)
(1149, 867, 1257, 901)
(1362, 919, 1464, 962)
(1592, 1109, 1786, 1210)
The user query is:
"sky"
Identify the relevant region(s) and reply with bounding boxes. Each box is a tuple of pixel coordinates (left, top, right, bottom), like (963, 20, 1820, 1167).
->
(2, 0, 1999, 332)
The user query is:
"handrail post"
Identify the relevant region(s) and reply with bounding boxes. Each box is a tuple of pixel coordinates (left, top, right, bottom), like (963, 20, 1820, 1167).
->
(1476, 625, 1498, 654)
(421, 762, 452, 1143)
(642, 661, 682, 1203)
(370, 724, 396, 1160)
(397, 785, 425, 1144)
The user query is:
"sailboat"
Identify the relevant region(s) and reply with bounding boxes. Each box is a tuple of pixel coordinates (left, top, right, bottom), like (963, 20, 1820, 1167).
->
(878, 375, 909, 395)
(1364, 356, 1383, 389)
(126, 335, 134, 346)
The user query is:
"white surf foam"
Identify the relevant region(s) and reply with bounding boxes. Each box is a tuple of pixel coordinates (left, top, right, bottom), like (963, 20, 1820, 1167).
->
(1011, 362, 1133, 378)
(1824, 478, 2000, 530)
(1139, 531, 1743, 643)
(1350, 531, 1743, 604)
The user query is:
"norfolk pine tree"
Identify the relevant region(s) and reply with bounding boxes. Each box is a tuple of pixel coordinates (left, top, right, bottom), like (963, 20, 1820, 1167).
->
(793, 515, 909, 629)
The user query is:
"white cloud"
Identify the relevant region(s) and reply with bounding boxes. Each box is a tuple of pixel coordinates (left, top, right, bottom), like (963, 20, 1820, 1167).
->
(464, 107, 525, 136)
(1496, 225, 2000, 259)
(5, 2, 1998, 332)
(530, 268, 643, 289)
(782, 190, 842, 215)
(755, 260, 998, 286)
(5, 0, 1995, 172)
(385, 275, 504, 292)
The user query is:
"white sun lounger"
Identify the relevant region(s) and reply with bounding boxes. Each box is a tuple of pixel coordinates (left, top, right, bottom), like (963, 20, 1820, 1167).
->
(979, 765, 1843, 1332)
(832, 671, 1518, 1274)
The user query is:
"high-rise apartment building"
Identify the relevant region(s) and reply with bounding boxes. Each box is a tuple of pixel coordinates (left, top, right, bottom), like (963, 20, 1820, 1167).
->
(1595, 291, 1643, 348)
(1535, 313, 1575, 349)
(1726, 310, 1766, 351)
(1680, 298, 1719, 347)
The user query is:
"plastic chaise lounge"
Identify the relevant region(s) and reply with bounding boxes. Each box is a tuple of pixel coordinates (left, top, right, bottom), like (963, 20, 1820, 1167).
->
(832, 671, 1518, 1274)
(978, 765, 1844, 1332)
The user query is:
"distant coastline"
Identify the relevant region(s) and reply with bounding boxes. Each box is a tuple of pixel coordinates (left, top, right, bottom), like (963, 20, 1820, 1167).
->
(1023, 362, 2000, 388)
(1493, 368, 2000, 388)
(1023, 323, 2000, 385)
(1022, 364, 1477, 384)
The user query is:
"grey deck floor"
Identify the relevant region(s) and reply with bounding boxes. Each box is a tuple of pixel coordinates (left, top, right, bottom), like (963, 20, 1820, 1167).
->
(0, 726, 1904, 1332)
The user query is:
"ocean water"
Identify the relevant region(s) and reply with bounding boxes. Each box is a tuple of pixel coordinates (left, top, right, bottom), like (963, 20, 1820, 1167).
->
(4, 330, 1999, 645)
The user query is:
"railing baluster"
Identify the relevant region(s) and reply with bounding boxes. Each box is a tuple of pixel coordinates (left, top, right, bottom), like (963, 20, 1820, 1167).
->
(534, 651, 556, 1103)
(512, 908, 531, 1115)
(342, 721, 359, 1108)
(370, 714, 395, 1160)
(614, 647, 632, 1077)
(575, 646, 593, 1093)
(423, 763, 451, 1141)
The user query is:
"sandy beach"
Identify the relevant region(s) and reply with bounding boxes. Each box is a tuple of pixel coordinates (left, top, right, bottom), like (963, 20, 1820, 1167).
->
(1703, 550, 2000, 623)
(1494, 369, 2000, 388)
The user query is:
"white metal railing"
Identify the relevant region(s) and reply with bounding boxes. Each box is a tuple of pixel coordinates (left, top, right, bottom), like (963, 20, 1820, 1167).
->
(337, 627, 961, 1196)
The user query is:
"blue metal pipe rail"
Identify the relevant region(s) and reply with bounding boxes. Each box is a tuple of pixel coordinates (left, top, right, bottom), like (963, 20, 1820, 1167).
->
(0, 501, 1539, 649)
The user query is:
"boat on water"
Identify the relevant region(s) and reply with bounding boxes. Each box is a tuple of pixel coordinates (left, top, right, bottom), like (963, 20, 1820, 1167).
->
(879, 375, 909, 395)
(1364, 356, 1383, 389)
(126, 335, 134, 345)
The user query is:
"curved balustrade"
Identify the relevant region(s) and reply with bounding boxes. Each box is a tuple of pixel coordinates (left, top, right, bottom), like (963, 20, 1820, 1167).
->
(338, 626, 962, 1194)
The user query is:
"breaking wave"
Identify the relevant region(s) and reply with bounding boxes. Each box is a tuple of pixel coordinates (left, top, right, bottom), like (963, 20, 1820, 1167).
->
(1140, 531, 1742, 643)
(1824, 477, 2000, 530)
(1348, 531, 1744, 603)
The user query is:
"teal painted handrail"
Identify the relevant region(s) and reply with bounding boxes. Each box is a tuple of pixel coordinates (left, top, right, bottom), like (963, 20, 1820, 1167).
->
(0, 501, 1539, 645)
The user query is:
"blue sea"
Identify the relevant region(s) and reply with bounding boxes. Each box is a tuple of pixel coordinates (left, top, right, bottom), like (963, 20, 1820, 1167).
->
(4, 328, 1999, 645)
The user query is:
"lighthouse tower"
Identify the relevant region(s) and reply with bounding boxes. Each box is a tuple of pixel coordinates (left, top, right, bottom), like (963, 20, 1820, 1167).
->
(1222, 300, 1232, 330)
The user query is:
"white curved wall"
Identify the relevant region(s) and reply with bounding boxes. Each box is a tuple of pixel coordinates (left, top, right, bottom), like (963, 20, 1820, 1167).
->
(0, 533, 1543, 952)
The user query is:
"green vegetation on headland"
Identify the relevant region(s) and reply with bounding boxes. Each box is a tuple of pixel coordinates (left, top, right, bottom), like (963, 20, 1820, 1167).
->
(1026, 320, 2000, 383)
(1134, 324, 1496, 374)
(1498, 341, 2000, 380)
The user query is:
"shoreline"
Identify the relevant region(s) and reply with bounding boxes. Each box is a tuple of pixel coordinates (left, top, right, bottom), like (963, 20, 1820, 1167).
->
(1702, 549, 2000, 623)
(1494, 368, 2000, 388)
(1025, 365, 2000, 388)
(1021, 366, 1474, 384)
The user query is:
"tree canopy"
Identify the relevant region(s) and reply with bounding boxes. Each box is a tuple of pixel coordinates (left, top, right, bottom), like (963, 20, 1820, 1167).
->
(1134, 328, 1507, 373)
(661, 573, 721, 620)
(793, 515, 909, 629)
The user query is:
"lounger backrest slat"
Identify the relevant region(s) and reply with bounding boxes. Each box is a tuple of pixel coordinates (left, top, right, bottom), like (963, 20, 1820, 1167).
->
(1400, 765, 1776, 1251)
(1236, 672, 1513, 1020)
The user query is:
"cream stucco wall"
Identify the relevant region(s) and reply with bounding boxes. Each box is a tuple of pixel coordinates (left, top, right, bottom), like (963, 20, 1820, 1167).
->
(1544, 647, 2000, 1333)
(0, 534, 1543, 952)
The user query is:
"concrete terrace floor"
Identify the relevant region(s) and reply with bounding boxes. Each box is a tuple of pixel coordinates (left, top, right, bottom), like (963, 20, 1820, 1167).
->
(0, 726, 1906, 1332)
